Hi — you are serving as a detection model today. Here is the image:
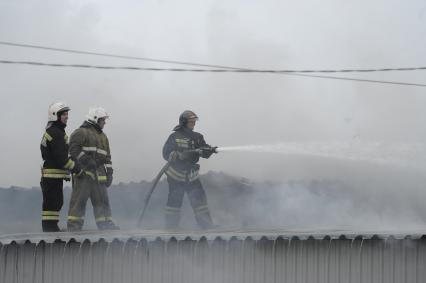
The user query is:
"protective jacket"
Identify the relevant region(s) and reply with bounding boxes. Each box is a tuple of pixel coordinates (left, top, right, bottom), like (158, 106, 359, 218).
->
(162, 127, 213, 182)
(40, 121, 77, 179)
(40, 120, 77, 232)
(67, 121, 117, 231)
(69, 121, 113, 182)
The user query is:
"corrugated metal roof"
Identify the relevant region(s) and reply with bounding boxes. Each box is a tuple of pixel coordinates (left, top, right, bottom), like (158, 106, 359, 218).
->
(0, 229, 425, 244)
(1, 230, 426, 283)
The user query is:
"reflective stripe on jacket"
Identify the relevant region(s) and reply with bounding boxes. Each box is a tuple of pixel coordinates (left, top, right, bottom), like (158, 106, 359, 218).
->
(165, 165, 199, 182)
(41, 168, 70, 179)
(162, 128, 211, 172)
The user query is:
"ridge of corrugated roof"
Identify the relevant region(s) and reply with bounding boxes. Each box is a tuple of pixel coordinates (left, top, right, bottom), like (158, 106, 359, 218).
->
(0, 229, 425, 245)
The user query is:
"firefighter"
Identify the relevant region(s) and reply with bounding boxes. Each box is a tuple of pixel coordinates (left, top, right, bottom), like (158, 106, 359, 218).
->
(162, 110, 217, 229)
(67, 107, 119, 231)
(40, 102, 82, 232)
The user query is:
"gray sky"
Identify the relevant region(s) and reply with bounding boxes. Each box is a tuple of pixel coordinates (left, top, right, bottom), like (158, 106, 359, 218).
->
(1, 0, 426, 187)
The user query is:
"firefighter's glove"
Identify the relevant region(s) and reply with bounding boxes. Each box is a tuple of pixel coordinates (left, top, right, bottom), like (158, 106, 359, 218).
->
(105, 167, 113, 188)
(201, 146, 218, 158)
(71, 162, 82, 175)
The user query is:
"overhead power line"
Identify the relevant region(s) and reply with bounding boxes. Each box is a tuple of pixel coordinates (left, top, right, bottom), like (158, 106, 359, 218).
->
(0, 41, 426, 74)
(1, 59, 426, 87)
(0, 41, 242, 69)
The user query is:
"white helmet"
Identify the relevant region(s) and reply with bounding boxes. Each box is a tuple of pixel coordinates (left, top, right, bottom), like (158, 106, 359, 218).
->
(48, 102, 70, 122)
(86, 107, 109, 124)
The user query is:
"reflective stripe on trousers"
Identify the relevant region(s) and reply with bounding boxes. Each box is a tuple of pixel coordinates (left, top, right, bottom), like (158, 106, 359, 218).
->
(42, 210, 60, 221)
(95, 216, 113, 222)
(165, 206, 181, 215)
(68, 174, 113, 228)
(68, 215, 84, 222)
(194, 205, 210, 214)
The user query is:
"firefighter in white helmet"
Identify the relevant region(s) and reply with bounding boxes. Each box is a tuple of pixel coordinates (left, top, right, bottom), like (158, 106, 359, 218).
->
(67, 107, 119, 231)
(40, 102, 82, 232)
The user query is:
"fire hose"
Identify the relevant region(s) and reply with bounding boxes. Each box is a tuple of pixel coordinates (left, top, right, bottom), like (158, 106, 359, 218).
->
(136, 146, 218, 228)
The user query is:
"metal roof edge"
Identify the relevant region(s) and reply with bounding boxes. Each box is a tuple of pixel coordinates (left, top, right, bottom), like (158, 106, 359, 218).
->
(1, 229, 425, 245)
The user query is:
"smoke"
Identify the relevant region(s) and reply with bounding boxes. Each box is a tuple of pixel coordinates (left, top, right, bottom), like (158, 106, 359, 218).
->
(1, 0, 426, 187)
(0, 168, 426, 235)
(206, 171, 426, 232)
(0, 0, 425, 235)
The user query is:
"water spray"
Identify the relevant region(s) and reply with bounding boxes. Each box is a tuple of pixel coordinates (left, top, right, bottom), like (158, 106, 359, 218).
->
(217, 142, 426, 171)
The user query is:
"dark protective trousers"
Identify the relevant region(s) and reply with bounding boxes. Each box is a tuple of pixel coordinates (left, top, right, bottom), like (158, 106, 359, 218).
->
(165, 177, 213, 229)
(67, 174, 113, 231)
(40, 178, 64, 232)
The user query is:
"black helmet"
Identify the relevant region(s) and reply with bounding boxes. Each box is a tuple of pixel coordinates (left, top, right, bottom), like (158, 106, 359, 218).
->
(174, 110, 199, 130)
(179, 110, 198, 124)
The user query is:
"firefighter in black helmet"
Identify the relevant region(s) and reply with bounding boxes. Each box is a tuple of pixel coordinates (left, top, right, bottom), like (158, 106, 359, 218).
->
(162, 110, 218, 229)
(40, 102, 82, 232)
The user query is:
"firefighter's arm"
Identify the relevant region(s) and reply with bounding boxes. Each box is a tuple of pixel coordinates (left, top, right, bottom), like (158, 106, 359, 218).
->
(162, 134, 178, 161)
(69, 129, 95, 170)
(105, 137, 113, 178)
(198, 134, 217, 158)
